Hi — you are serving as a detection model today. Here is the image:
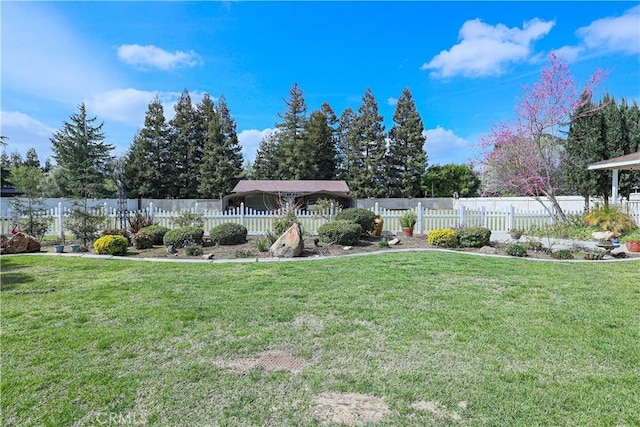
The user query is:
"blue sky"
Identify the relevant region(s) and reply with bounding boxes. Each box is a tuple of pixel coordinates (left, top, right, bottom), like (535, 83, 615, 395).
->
(2, 1, 639, 168)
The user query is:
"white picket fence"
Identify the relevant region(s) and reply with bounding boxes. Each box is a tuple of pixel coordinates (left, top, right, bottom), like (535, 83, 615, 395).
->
(5, 201, 637, 239)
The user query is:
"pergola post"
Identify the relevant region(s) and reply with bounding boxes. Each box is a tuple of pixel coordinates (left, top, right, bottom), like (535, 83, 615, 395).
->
(612, 169, 619, 205)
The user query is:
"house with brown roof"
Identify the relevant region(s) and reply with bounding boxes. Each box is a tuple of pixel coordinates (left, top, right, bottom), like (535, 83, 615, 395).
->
(222, 180, 355, 211)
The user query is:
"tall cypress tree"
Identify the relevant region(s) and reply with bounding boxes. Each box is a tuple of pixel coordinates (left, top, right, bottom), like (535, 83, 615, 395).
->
(168, 89, 202, 198)
(336, 108, 358, 182)
(301, 109, 337, 179)
(198, 95, 243, 198)
(51, 102, 114, 199)
(274, 83, 307, 179)
(350, 88, 386, 198)
(124, 95, 170, 198)
(386, 88, 427, 197)
(253, 132, 279, 180)
(620, 99, 640, 198)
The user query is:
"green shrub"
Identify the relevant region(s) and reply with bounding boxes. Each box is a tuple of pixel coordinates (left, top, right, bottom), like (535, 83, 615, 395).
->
(427, 228, 458, 248)
(210, 223, 248, 245)
(335, 208, 376, 236)
(128, 211, 158, 234)
(171, 211, 205, 228)
(256, 232, 277, 252)
(378, 240, 389, 248)
(93, 235, 129, 256)
(272, 210, 300, 236)
(185, 244, 203, 256)
(551, 249, 574, 260)
(506, 243, 527, 257)
(163, 227, 205, 248)
(102, 228, 130, 244)
(456, 226, 491, 247)
(132, 230, 155, 250)
(140, 225, 170, 245)
(400, 210, 417, 228)
(318, 220, 362, 245)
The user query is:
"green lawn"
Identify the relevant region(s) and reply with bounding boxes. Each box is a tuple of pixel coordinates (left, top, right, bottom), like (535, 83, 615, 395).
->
(1, 253, 639, 426)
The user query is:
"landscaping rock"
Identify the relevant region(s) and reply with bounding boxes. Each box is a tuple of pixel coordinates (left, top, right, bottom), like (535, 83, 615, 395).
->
(592, 231, 614, 241)
(0, 233, 41, 254)
(269, 223, 304, 257)
(478, 246, 497, 255)
(388, 238, 400, 246)
(202, 253, 214, 260)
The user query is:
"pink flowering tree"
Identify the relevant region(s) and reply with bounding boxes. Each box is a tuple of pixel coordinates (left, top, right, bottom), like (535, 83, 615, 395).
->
(480, 53, 606, 221)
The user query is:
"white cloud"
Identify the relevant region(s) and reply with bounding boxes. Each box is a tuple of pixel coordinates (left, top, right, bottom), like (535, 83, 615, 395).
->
(117, 44, 201, 70)
(0, 111, 57, 160)
(424, 126, 472, 165)
(552, 45, 585, 62)
(1, 3, 122, 104)
(238, 128, 276, 163)
(575, 5, 640, 54)
(421, 18, 554, 79)
(84, 89, 209, 127)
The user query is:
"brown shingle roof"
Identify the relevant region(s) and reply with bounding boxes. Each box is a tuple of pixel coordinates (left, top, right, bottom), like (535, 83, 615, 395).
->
(588, 152, 640, 170)
(232, 180, 350, 194)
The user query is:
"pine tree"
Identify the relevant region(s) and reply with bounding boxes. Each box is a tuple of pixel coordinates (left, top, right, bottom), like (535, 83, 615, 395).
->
(168, 89, 202, 198)
(301, 108, 337, 179)
(124, 95, 170, 198)
(24, 148, 41, 169)
(198, 95, 243, 198)
(563, 95, 608, 209)
(1, 150, 12, 188)
(336, 108, 358, 181)
(386, 88, 427, 197)
(620, 99, 640, 198)
(253, 132, 279, 180)
(274, 83, 307, 179)
(350, 89, 386, 198)
(51, 102, 114, 199)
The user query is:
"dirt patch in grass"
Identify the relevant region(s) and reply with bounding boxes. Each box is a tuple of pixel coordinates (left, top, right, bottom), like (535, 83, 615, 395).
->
(311, 392, 390, 426)
(213, 350, 307, 374)
(411, 400, 467, 421)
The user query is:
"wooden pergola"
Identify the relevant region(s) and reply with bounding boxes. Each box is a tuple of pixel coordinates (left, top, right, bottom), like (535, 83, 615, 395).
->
(588, 152, 640, 204)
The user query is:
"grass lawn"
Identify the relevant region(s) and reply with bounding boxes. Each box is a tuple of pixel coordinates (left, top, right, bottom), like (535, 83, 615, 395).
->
(1, 253, 639, 426)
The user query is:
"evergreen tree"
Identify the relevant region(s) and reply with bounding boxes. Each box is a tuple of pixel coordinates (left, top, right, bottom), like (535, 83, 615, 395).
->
(124, 95, 171, 198)
(253, 132, 279, 180)
(301, 108, 337, 179)
(386, 88, 427, 197)
(198, 95, 243, 198)
(350, 88, 386, 198)
(422, 164, 481, 197)
(620, 99, 640, 198)
(1, 151, 11, 188)
(563, 96, 607, 209)
(336, 108, 358, 181)
(274, 83, 307, 179)
(24, 148, 41, 169)
(50, 102, 114, 199)
(9, 150, 23, 168)
(168, 89, 202, 198)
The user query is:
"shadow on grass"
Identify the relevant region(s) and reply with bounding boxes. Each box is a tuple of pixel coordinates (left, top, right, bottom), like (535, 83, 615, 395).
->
(0, 256, 36, 290)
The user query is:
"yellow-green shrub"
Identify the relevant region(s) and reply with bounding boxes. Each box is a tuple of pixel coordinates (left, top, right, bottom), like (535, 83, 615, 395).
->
(427, 228, 458, 248)
(93, 235, 129, 256)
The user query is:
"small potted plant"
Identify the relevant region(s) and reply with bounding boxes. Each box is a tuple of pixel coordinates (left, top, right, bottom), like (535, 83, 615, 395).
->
(400, 210, 417, 237)
(621, 230, 640, 252)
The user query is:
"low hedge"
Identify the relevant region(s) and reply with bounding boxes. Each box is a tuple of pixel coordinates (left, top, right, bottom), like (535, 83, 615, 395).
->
(457, 226, 491, 248)
(93, 235, 129, 256)
(210, 223, 248, 245)
(163, 227, 205, 248)
(132, 230, 155, 249)
(318, 220, 362, 246)
(334, 208, 376, 236)
(140, 225, 170, 245)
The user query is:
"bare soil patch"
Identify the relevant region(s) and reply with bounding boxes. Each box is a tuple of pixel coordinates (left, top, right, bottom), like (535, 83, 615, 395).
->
(311, 392, 390, 426)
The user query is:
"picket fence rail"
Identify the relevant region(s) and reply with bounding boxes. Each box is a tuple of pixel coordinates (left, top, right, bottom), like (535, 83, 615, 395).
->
(6, 201, 637, 239)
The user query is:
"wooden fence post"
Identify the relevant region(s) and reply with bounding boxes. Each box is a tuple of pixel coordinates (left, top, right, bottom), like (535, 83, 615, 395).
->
(58, 202, 64, 241)
(458, 205, 465, 227)
(416, 202, 423, 234)
(240, 202, 245, 226)
(508, 205, 515, 231)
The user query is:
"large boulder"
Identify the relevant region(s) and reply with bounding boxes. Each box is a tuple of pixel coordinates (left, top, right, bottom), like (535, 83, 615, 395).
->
(0, 233, 41, 254)
(269, 223, 304, 258)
